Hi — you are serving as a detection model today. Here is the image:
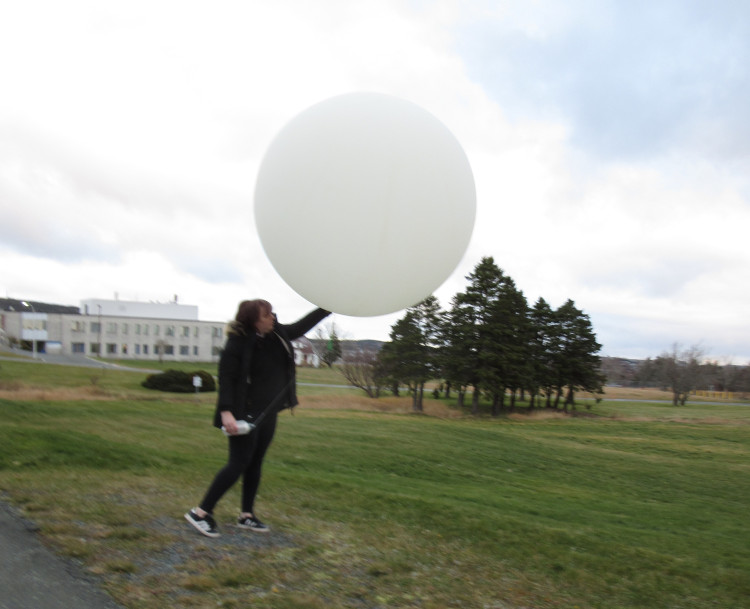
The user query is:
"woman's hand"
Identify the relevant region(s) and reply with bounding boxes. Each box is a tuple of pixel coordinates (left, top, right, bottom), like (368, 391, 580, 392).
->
(221, 411, 238, 435)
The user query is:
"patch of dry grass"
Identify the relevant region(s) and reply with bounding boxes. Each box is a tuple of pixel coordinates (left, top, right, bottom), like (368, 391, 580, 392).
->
(583, 386, 672, 401)
(0, 386, 116, 401)
(507, 410, 571, 421)
(299, 393, 463, 418)
(585, 385, 747, 402)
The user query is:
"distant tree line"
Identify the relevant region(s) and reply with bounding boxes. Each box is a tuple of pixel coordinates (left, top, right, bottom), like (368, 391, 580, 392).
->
(340, 257, 604, 413)
(602, 345, 750, 405)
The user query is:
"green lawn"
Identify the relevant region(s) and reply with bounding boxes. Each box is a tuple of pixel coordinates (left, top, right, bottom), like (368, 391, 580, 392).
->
(0, 361, 748, 608)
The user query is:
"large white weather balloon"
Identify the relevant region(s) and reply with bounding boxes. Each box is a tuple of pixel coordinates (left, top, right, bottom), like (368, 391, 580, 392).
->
(254, 92, 476, 317)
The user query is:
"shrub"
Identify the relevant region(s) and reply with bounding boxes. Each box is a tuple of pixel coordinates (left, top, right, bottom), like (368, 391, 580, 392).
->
(141, 369, 216, 393)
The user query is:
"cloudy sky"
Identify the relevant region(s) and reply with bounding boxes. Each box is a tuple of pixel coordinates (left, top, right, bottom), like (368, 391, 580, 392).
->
(2, 0, 749, 362)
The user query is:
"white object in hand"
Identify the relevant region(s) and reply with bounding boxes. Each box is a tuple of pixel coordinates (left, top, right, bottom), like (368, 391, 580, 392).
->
(221, 420, 254, 436)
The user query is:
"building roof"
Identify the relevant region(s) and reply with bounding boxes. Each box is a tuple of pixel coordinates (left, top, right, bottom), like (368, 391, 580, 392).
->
(0, 299, 80, 315)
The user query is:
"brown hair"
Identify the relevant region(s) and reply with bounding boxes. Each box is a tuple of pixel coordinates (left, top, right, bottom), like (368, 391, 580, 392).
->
(234, 299, 272, 332)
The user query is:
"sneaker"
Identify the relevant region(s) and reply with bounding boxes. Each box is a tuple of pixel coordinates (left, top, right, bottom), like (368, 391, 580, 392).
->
(237, 514, 270, 533)
(185, 508, 220, 538)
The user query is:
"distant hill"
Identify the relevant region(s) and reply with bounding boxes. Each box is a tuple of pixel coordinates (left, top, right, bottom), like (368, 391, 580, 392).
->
(600, 356, 645, 386)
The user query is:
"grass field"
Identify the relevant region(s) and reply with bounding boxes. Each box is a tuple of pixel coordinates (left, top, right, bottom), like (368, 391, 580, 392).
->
(0, 359, 748, 608)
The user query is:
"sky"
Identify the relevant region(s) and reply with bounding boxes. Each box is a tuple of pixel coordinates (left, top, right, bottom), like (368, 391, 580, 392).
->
(1, 0, 749, 363)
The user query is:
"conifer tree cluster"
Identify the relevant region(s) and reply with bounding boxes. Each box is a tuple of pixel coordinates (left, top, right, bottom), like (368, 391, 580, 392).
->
(377, 257, 604, 412)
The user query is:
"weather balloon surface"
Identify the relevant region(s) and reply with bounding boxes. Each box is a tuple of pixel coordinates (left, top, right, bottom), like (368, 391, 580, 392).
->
(254, 92, 476, 317)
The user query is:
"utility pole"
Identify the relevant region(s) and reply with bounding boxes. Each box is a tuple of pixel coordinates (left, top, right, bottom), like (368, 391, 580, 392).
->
(98, 304, 103, 358)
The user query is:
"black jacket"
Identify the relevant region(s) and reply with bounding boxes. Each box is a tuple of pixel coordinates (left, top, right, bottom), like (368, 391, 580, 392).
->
(212, 308, 330, 428)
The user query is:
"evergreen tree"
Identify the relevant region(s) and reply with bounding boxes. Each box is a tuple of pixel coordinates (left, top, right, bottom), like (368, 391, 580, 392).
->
(316, 321, 343, 368)
(379, 296, 442, 412)
(553, 299, 604, 409)
(441, 291, 481, 411)
(324, 328, 343, 368)
(442, 257, 528, 415)
(527, 297, 557, 408)
(486, 276, 530, 413)
(442, 259, 499, 414)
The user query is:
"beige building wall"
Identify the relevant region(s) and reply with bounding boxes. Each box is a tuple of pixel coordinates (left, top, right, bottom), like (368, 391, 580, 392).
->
(2, 311, 227, 363)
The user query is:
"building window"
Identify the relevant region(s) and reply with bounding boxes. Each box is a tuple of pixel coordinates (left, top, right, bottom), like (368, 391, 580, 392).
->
(154, 325, 160, 336)
(122, 324, 129, 335)
(71, 321, 86, 332)
(194, 327, 199, 337)
(143, 325, 149, 336)
(72, 343, 85, 353)
(22, 318, 46, 331)
(212, 346, 222, 356)
(182, 326, 190, 337)
(106, 323, 117, 334)
(135, 344, 141, 355)
(107, 343, 117, 354)
(164, 345, 174, 355)
(90, 322, 101, 333)
(180, 345, 189, 355)
(212, 327, 223, 338)
(143, 345, 149, 355)
(193, 346, 199, 356)
(90, 343, 101, 354)
(135, 324, 141, 335)
(165, 326, 175, 337)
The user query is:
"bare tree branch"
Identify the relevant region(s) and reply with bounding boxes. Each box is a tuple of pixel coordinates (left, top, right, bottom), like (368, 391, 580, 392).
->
(339, 350, 382, 398)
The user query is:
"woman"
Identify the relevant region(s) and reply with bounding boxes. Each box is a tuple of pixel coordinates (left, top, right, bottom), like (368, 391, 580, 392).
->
(185, 299, 330, 538)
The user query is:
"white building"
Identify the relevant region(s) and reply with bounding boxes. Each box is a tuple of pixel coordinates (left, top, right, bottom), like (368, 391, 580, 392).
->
(1, 298, 322, 366)
(80, 298, 199, 321)
(2, 298, 226, 362)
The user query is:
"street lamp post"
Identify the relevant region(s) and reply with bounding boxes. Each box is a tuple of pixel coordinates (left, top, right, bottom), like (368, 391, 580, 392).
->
(21, 301, 37, 359)
(98, 304, 102, 358)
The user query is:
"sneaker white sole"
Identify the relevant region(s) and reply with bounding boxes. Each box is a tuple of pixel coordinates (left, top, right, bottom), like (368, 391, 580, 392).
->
(237, 523, 270, 533)
(184, 512, 220, 538)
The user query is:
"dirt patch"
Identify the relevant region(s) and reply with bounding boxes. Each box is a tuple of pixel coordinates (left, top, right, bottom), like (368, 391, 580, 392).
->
(137, 514, 298, 581)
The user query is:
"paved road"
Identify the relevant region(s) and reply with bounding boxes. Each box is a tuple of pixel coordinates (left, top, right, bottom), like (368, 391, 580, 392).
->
(0, 501, 124, 609)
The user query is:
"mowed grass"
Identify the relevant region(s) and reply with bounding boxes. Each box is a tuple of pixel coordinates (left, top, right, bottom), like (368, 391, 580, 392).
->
(0, 360, 748, 608)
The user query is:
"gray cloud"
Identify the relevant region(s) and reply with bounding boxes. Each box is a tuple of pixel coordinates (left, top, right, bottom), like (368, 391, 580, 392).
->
(592, 308, 748, 361)
(579, 254, 722, 299)
(0, 132, 123, 263)
(457, 0, 750, 161)
(0, 124, 250, 280)
(0, 208, 121, 264)
(175, 252, 246, 285)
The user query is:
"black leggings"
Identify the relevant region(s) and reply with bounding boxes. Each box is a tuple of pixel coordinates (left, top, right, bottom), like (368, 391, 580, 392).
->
(199, 413, 278, 515)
